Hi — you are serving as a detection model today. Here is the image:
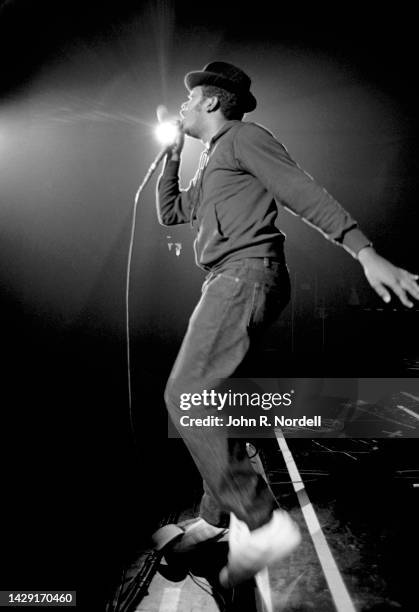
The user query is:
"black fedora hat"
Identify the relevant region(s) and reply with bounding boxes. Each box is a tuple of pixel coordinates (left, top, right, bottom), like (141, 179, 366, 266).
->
(184, 61, 257, 113)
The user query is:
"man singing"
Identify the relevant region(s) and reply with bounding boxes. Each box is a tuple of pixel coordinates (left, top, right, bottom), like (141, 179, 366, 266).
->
(154, 62, 419, 586)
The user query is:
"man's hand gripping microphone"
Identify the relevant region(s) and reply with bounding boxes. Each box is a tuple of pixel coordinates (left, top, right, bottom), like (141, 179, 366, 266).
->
(156, 104, 184, 160)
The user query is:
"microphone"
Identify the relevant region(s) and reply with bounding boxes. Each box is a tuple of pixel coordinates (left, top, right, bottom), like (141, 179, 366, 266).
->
(155, 105, 183, 151)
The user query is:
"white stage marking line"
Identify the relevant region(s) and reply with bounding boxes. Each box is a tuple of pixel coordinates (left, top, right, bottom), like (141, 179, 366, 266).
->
(396, 404, 419, 421)
(275, 429, 356, 612)
(401, 391, 419, 402)
(158, 586, 183, 612)
(247, 446, 275, 612)
(255, 566, 273, 612)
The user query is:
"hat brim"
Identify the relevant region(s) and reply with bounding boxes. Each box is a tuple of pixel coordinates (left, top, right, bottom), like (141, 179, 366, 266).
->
(185, 70, 257, 113)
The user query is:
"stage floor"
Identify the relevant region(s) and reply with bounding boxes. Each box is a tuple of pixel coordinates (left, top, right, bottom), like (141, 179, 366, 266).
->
(107, 389, 419, 611)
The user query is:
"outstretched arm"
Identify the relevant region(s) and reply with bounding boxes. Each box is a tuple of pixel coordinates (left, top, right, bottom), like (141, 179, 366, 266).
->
(357, 246, 419, 308)
(235, 123, 419, 308)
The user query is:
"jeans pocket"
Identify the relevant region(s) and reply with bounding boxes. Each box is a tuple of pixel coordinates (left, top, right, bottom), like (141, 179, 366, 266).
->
(218, 272, 241, 283)
(204, 272, 243, 302)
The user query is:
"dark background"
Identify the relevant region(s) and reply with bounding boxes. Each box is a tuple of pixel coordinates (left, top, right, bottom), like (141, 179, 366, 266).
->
(0, 1, 418, 608)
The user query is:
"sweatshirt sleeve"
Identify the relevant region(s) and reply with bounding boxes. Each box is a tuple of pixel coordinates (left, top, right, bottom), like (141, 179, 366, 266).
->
(233, 123, 371, 257)
(156, 158, 198, 226)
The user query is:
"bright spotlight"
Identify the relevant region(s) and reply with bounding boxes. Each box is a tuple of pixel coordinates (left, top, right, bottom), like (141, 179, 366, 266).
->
(154, 121, 179, 146)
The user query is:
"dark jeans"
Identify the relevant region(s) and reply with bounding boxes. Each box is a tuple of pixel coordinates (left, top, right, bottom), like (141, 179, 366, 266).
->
(164, 257, 291, 530)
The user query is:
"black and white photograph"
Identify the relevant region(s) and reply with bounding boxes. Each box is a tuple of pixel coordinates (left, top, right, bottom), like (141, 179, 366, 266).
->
(1, 2, 418, 610)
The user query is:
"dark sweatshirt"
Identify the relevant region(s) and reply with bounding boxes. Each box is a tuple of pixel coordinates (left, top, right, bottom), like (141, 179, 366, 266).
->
(156, 120, 371, 271)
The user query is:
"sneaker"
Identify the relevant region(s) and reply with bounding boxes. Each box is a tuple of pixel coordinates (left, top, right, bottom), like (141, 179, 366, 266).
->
(219, 510, 301, 587)
(153, 517, 228, 554)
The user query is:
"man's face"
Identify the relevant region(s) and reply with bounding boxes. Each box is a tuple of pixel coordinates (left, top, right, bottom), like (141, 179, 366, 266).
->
(180, 86, 207, 138)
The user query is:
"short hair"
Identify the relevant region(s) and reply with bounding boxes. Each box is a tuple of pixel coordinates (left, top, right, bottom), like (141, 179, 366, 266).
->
(201, 85, 245, 120)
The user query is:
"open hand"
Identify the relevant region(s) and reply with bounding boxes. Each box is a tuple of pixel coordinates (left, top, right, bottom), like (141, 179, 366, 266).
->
(358, 247, 419, 307)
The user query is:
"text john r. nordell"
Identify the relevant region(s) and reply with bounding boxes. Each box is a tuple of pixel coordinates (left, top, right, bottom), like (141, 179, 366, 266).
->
(227, 415, 323, 427)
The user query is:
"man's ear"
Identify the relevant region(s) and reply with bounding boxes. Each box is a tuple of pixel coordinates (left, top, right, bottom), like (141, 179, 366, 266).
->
(205, 95, 220, 113)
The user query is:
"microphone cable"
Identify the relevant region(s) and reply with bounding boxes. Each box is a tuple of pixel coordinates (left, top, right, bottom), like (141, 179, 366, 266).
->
(125, 147, 169, 446)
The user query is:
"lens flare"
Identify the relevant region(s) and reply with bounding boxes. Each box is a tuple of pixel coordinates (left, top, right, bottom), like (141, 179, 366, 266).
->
(154, 121, 179, 146)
